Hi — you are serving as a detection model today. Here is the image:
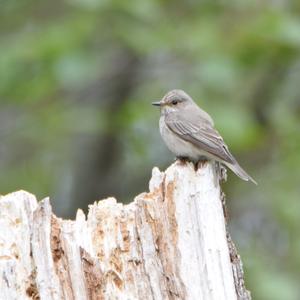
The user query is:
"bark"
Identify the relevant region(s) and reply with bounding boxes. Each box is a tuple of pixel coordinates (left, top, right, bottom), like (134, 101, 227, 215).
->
(0, 161, 250, 300)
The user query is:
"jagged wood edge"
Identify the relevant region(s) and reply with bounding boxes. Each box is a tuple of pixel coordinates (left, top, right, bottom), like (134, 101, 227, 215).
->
(218, 164, 251, 300)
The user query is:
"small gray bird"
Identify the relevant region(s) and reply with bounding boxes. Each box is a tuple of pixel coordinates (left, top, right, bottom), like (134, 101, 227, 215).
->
(152, 89, 257, 184)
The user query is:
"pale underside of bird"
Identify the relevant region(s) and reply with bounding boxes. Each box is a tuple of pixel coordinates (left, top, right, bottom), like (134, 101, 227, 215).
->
(153, 89, 257, 185)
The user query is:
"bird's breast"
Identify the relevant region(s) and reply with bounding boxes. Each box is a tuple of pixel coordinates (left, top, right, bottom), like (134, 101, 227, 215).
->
(159, 116, 205, 161)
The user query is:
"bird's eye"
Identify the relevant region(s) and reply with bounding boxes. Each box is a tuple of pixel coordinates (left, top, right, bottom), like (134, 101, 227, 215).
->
(172, 100, 178, 105)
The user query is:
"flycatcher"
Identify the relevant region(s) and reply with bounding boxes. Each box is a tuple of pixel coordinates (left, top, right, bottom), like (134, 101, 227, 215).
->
(152, 89, 257, 184)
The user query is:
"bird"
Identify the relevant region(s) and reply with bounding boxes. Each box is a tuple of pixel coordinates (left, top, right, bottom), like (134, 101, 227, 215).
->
(152, 89, 257, 184)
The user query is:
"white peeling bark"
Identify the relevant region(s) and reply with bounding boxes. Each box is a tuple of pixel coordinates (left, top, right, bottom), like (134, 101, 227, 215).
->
(0, 161, 250, 300)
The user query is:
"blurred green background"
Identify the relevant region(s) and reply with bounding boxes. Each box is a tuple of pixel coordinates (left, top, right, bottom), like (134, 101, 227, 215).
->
(1, 1, 300, 299)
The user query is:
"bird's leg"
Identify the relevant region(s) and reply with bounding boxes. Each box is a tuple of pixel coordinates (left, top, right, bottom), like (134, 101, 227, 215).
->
(175, 156, 189, 165)
(219, 163, 227, 183)
(213, 161, 227, 183)
(196, 156, 209, 169)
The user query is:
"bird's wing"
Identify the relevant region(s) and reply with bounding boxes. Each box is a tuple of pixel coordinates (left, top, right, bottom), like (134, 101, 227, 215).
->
(165, 114, 235, 164)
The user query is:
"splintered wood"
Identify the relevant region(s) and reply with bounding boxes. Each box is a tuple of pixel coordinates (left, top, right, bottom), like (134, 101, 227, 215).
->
(0, 162, 250, 300)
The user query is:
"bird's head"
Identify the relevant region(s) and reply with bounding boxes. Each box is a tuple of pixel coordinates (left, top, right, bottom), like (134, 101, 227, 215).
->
(152, 89, 194, 115)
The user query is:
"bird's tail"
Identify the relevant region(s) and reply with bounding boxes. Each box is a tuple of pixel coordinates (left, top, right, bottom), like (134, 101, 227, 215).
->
(224, 161, 257, 185)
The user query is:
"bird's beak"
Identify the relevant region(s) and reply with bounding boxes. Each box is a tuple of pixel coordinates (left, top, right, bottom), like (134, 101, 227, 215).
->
(152, 101, 161, 107)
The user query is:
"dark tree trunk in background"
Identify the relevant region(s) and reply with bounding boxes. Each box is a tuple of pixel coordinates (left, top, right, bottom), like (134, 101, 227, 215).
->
(70, 48, 140, 216)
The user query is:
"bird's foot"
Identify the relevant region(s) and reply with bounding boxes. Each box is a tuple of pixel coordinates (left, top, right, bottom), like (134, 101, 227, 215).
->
(175, 156, 190, 165)
(196, 157, 209, 169)
(213, 161, 227, 183)
(219, 163, 227, 183)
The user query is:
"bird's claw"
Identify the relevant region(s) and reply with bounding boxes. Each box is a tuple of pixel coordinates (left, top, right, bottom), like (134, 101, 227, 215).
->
(197, 158, 209, 169)
(175, 156, 189, 165)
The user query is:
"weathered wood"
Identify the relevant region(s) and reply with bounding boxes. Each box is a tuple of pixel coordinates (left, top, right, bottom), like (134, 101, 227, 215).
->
(0, 161, 250, 300)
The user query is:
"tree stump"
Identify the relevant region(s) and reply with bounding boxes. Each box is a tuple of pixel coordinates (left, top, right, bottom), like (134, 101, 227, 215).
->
(0, 161, 250, 300)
